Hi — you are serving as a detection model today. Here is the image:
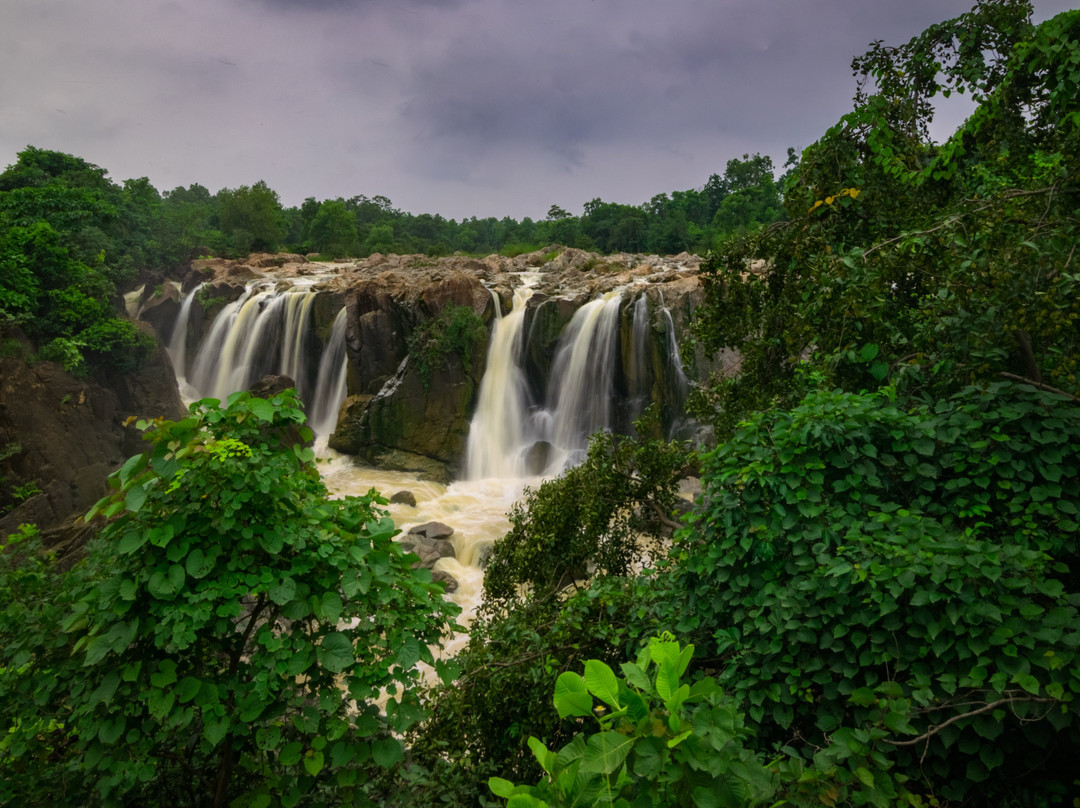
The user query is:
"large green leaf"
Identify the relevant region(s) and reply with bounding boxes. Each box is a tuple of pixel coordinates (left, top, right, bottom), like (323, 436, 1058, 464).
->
(584, 659, 621, 708)
(579, 731, 634, 775)
(554, 671, 593, 719)
(317, 632, 354, 673)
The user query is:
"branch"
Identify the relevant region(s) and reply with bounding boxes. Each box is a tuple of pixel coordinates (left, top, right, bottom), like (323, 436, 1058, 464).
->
(999, 372, 1080, 403)
(881, 694, 1057, 751)
(649, 500, 684, 532)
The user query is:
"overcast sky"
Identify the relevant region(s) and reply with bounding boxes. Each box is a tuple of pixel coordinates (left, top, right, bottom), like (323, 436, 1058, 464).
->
(1, 0, 1074, 221)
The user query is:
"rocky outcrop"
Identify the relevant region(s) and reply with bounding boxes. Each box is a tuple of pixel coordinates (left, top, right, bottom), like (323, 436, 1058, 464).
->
(140, 246, 728, 479)
(0, 334, 185, 538)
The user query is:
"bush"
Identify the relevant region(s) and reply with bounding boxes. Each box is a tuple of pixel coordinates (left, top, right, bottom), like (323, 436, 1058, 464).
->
(490, 635, 783, 808)
(78, 317, 155, 374)
(0, 391, 460, 807)
(678, 382, 1080, 803)
(406, 305, 486, 387)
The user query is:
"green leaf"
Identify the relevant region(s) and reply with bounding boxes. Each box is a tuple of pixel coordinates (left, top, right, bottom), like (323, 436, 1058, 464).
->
(124, 484, 148, 513)
(395, 635, 421, 669)
(320, 591, 343, 624)
(304, 750, 325, 777)
(280, 741, 303, 766)
(204, 714, 230, 747)
(580, 731, 634, 775)
(855, 766, 876, 787)
(584, 659, 621, 708)
(250, 398, 277, 423)
(269, 577, 297, 606)
(554, 671, 593, 719)
(317, 632, 354, 673)
(372, 738, 404, 768)
(185, 548, 214, 579)
(1016, 673, 1041, 695)
(489, 777, 516, 798)
(117, 529, 149, 555)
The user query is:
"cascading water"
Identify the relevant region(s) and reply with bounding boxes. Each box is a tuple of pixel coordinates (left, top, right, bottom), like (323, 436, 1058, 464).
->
(310, 308, 349, 436)
(174, 280, 346, 436)
(656, 290, 690, 422)
(465, 274, 540, 479)
(543, 292, 623, 467)
(627, 292, 654, 424)
(167, 283, 205, 394)
(162, 266, 695, 638)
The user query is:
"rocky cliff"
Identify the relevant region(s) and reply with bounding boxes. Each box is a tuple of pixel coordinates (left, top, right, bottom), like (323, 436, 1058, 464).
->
(0, 327, 185, 541)
(139, 247, 733, 481)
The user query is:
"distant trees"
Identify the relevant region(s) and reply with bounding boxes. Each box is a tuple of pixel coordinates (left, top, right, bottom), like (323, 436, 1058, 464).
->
(215, 180, 288, 254)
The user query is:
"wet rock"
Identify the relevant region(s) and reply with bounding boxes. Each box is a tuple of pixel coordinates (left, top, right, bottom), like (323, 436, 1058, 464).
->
(0, 333, 185, 537)
(431, 570, 459, 593)
(400, 531, 457, 570)
(408, 521, 454, 540)
(390, 490, 417, 507)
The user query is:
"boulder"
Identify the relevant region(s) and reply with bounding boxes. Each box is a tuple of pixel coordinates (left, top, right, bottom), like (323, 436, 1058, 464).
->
(389, 490, 417, 507)
(408, 521, 455, 540)
(431, 570, 459, 593)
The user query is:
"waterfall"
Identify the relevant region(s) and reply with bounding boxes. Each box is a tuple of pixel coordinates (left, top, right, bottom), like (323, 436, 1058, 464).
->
(167, 282, 205, 383)
(310, 308, 349, 436)
(465, 275, 540, 479)
(177, 282, 344, 432)
(627, 292, 653, 423)
(543, 292, 623, 467)
(657, 291, 690, 415)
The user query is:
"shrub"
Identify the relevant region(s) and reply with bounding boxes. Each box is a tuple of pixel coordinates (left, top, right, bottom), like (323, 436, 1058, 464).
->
(78, 317, 155, 374)
(0, 391, 460, 807)
(678, 382, 1080, 803)
(406, 305, 486, 387)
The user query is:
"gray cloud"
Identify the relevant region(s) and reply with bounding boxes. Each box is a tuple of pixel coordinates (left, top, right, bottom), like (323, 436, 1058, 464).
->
(1, 0, 1074, 220)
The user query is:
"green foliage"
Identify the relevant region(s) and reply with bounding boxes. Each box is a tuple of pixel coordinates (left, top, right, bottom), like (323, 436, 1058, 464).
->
(692, 1, 1080, 436)
(481, 425, 687, 618)
(678, 382, 1080, 803)
(38, 336, 86, 375)
(406, 304, 486, 387)
(78, 318, 156, 374)
(215, 180, 288, 256)
(0, 391, 460, 807)
(490, 635, 782, 808)
(414, 429, 690, 805)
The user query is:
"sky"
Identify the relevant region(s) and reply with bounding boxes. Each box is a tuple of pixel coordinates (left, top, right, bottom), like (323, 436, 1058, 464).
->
(2, 0, 1075, 222)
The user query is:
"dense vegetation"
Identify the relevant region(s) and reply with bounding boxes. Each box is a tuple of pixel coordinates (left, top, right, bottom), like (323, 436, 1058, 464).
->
(2, 0, 1079, 806)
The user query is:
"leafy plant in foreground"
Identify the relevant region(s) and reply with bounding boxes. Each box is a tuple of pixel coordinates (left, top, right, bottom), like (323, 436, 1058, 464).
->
(0, 390, 460, 807)
(679, 382, 1080, 803)
(489, 634, 781, 808)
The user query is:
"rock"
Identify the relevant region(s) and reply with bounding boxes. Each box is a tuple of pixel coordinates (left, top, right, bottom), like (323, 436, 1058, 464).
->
(248, 374, 297, 399)
(524, 441, 553, 476)
(138, 282, 181, 340)
(390, 490, 416, 507)
(0, 332, 185, 537)
(399, 530, 457, 570)
(431, 570, 459, 593)
(408, 521, 455, 540)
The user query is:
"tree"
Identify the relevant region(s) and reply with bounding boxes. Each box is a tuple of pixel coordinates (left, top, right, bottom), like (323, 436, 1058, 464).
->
(216, 180, 288, 255)
(692, 1, 1080, 436)
(679, 382, 1080, 802)
(307, 199, 360, 257)
(0, 390, 459, 807)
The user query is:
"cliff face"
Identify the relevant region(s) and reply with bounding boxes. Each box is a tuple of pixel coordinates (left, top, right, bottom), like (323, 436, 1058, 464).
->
(0, 332, 185, 540)
(140, 247, 732, 481)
